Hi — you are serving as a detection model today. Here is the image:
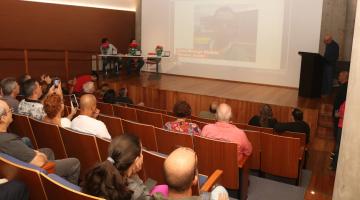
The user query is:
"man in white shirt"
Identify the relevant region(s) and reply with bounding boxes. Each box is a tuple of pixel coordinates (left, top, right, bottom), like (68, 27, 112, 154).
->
(100, 38, 121, 74)
(71, 94, 111, 139)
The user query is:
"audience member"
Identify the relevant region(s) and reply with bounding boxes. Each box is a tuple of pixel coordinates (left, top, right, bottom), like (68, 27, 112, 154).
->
(82, 134, 154, 200)
(100, 38, 122, 74)
(0, 100, 80, 184)
(322, 35, 339, 96)
(43, 93, 77, 128)
(117, 87, 134, 105)
(82, 81, 96, 94)
(330, 101, 346, 170)
(164, 101, 201, 135)
(0, 180, 29, 200)
(201, 103, 252, 162)
(72, 73, 98, 94)
(103, 89, 117, 104)
(18, 79, 60, 120)
(274, 108, 310, 143)
(0, 77, 20, 112)
(159, 147, 229, 200)
(198, 102, 218, 120)
(98, 83, 111, 97)
(124, 40, 145, 75)
(71, 94, 111, 139)
(333, 70, 349, 139)
(248, 104, 277, 128)
(18, 74, 31, 96)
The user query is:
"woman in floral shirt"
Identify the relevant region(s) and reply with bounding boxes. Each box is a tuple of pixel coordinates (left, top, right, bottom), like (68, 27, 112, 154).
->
(164, 101, 201, 135)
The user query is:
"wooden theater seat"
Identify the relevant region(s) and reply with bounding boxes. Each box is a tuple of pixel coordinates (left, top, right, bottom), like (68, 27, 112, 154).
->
(154, 127, 194, 155)
(97, 114, 124, 138)
(9, 113, 38, 149)
(29, 118, 67, 159)
(136, 109, 163, 128)
(113, 105, 137, 122)
(95, 137, 111, 162)
(193, 135, 249, 200)
(40, 173, 104, 200)
(260, 133, 304, 185)
(96, 102, 114, 116)
(244, 130, 261, 170)
(59, 127, 102, 179)
(191, 115, 216, 124)
(0, 154, 47, 200)
(121, 120, 157, 151)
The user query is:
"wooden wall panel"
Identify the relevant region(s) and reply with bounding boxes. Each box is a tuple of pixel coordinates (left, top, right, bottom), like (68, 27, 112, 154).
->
(0, 0, 135, 79)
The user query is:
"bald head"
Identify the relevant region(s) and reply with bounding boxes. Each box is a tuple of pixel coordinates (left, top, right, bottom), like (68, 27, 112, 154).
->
(80, 94, 96, 113)
(164, 148, 197, 193)
(216, 103, 232, 122)
(324, 35, 333, 44)
(0, 100, 13, 128)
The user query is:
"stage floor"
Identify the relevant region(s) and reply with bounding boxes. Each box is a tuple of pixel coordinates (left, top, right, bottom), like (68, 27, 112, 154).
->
(100, 72, 323, 110)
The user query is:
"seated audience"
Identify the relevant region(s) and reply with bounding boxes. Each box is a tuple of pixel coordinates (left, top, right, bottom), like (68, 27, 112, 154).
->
(159, 147, 229, 200)
(82, 81, 96, 94)
(117, 87, 134, 105)
(71, 94, 111, 139)
(201, 103, 252, 162)
(274, 108, 310, 143)
(164, 101, 201, 135)
(18, 79, 59, 120)
(0, 77, 20, 112)
(82, 134, 154, 200)
(72, 73, 98, 94)
(18, 74, 31, 96)
(103, 89, 117, 104)
(0, 100, 80, 184)
(98, 83, 111, 97)
(43, 93, 77, 128)
(198, 102, 218, 120)
(0, 180, 29, 200)
(248, 104, 277, 128)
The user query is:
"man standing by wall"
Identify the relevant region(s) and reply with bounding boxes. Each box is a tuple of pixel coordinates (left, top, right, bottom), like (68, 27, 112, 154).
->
(322, 35, 339, 96)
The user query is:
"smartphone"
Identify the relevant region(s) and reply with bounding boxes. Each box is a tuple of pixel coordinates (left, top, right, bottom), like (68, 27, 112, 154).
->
(53, 79, 60, 88)
(70, 94, 79, 108)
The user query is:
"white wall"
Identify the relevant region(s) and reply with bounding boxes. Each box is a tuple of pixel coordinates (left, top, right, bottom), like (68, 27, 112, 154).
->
(24, 0, 136, 11)
(142, 0, 323, 87)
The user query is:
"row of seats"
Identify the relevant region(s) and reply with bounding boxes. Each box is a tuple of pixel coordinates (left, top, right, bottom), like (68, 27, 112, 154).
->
(8, 113, 244, 199)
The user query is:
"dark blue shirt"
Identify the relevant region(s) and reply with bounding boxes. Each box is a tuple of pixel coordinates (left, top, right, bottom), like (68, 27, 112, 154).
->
(324, 40, 339, 64)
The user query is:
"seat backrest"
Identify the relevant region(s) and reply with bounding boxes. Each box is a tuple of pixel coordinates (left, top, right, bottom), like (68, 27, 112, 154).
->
(244, 130, 261, 170)
(232, 122, 248, 130)
(154, 127, 194, 155)
(247, 125, 273, 134)
(142, 150, 166, 184)
(113, 105, 138, 122)
(9, 113, 38, 149)
(142, 106, 168, 114)
(121, 120, 158, 151)
(190, 119, 208, 130)
(260, 133, 301, 179)
(279, 131, 306, 147)
(136, 109, 163, 128)
(29, 118, 67, 159)
(97, 114, 124, 138)
(97, 102, 114, 116)
(191, 115, 216, 124)
(161, 114, 177, 126)
(95, 137, 111, 162)
(40, 173, 104, 200)
(193, 135, 239, 189)
(59, 127, 102, 179)
(0, 154, 47, 200)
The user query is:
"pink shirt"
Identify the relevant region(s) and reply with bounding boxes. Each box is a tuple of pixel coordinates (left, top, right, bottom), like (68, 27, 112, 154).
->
(338, 102, 346, 128)
(201, 122, 252, 162)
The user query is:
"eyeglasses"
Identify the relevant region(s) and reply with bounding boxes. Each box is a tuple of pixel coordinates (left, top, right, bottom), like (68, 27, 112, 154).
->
(1, 107, 13, 117)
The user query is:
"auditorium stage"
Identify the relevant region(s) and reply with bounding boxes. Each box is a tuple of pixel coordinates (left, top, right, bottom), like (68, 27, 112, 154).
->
(100, 71, 323, 110)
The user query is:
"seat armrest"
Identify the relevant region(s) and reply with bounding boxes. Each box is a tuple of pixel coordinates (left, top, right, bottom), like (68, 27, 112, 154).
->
(238, 155, 249, 168)
(200, 170, 223, 192)
(42, 161, 56, 174)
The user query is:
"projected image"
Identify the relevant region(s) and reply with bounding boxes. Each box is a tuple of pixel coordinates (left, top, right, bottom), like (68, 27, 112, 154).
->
(177, 4, 258, 62)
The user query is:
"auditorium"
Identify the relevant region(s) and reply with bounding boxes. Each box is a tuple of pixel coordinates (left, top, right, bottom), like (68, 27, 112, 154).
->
(0, 0, 359, 199)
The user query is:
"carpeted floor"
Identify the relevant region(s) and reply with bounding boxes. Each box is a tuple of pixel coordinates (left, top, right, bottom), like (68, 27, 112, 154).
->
(246, 170, 312, 200)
